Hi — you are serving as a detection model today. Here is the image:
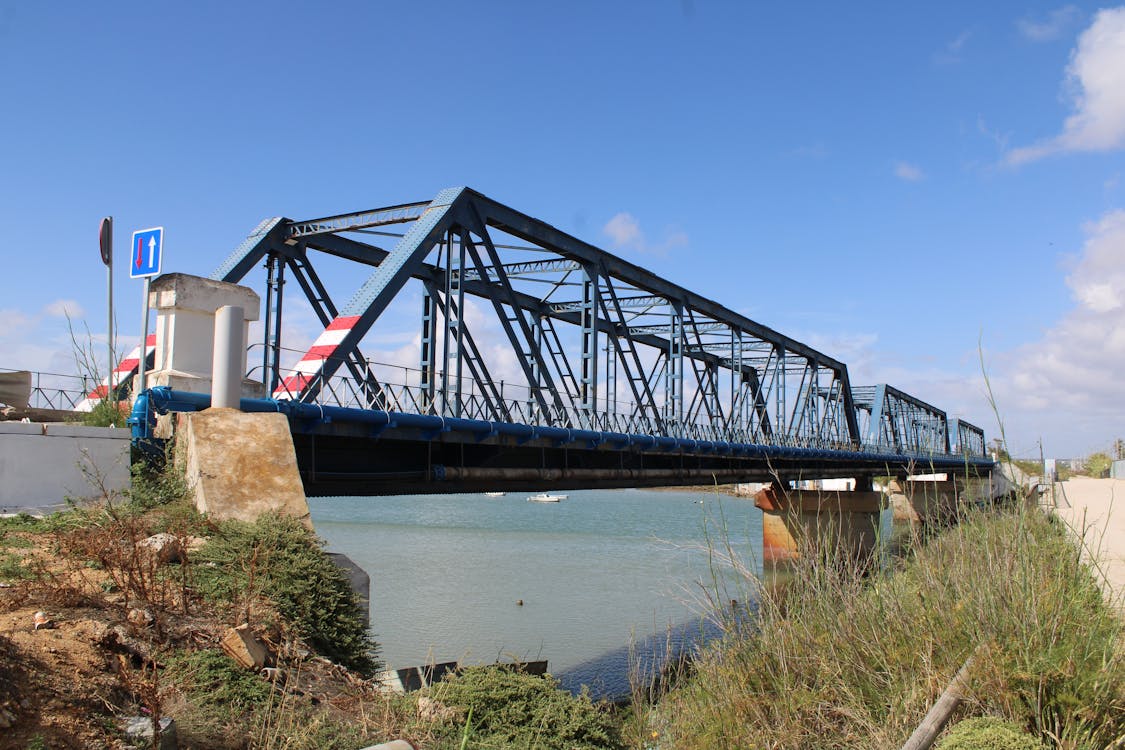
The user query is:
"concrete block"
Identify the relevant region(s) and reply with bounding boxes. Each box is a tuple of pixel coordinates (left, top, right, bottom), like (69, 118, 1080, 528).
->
(42, 423, 128, 439)
(177, 408, 310, 526)
(0, 423, 130, 510)
(0, 422, 46, 436)
(221, 624, 269, 670)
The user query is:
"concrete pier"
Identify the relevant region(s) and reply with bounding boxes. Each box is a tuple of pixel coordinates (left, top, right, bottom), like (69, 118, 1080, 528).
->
(755, 484, 886, 580)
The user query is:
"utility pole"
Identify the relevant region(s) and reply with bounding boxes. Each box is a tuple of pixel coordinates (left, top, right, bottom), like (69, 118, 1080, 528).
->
(99, 218, 114, 406)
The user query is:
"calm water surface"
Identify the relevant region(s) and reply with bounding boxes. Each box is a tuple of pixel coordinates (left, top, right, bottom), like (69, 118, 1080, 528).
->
(309, 488, 763, 698)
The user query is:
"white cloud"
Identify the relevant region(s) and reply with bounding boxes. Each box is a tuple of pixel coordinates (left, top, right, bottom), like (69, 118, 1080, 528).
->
(1065, 209, 1125, 312)
(995, 208, 1125, 453)
(894, 162, 925, 182)
(934, 29, 973, 65)
(1007, 8, 1125, 165)
(0, 307, 94, 382)
(43, 299, 85, 319)
(1017, 5, 1082, 42)
(601, 213, 689, 256)
(603, 212, 642, 248)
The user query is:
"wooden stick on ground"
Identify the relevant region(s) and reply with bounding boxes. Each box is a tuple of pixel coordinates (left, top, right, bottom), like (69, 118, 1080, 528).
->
(900, 646, 981, 750)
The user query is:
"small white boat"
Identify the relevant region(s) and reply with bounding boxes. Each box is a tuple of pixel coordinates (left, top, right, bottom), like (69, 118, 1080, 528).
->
(484, 492, 505, 497)
(527, 493, 566, 503)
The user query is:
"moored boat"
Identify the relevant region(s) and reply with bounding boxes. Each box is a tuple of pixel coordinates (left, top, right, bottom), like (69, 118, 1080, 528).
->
(527, 493, 565, 503)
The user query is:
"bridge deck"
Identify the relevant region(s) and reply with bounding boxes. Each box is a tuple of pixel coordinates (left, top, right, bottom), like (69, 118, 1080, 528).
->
(135, 389, 993, 496)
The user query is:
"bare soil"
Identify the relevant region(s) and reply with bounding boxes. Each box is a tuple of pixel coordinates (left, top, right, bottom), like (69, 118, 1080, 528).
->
(0, 526, 408, 749)
(1051, 476, 1125, 610)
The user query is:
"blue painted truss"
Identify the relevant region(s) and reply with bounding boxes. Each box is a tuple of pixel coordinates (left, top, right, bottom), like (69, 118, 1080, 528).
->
(208, 187, 990, 476)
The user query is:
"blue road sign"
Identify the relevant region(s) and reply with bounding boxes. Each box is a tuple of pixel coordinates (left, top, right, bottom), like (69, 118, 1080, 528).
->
(130, 227, 164, 278)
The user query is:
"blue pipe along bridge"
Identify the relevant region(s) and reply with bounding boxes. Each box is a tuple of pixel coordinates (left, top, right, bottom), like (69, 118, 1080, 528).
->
(126, 187, 992, 496)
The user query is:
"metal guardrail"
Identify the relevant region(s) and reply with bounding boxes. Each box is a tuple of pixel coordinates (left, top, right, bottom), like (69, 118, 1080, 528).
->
(245, 345, 986, 461)
(0, 368, 90, 411)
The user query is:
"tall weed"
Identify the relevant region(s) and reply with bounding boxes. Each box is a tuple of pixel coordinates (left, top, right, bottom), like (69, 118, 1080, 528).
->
(653, 505, 1125, 749)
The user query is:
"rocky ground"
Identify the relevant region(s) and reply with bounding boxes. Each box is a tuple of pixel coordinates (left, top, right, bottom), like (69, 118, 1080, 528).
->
(0, 515, 413, 749)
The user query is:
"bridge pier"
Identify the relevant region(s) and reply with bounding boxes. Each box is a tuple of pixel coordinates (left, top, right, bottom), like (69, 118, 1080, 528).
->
(754, 484, 886, 582)
(885, 475, 959, 550)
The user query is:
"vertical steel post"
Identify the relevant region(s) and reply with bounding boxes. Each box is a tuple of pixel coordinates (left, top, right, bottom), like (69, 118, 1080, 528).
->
(262, 254, 275, 388)
(136, 277, 152, 394)
(776, 345, 786, 439)
(440, 236, 452, 414)
(269, 259, 286, 395)
(420, 285, 436, 413)
(605, 339, 616, 421)
(579, 264, 599, 427)
(665, 300, 684, 434)
(731, 329, 742, 435)
(441, 232, 465, 417)
(532, 315, 543, 422)
(453, 232, 465, 418)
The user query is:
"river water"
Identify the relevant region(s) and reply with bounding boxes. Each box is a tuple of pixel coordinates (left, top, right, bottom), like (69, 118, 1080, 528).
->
(308, 488, 763, 699)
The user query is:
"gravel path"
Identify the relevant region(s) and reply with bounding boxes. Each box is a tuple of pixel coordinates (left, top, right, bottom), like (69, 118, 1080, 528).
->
(1050, 477, 1125, 611)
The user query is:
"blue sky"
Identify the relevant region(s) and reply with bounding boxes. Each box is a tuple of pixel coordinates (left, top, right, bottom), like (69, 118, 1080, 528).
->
(2, 1, 1124, 459)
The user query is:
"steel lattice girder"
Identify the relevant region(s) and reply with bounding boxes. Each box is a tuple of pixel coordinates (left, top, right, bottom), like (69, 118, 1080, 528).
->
(210, 186, 985, 457)
(950, 418, 986, 457)
(853, 384, 950, 454)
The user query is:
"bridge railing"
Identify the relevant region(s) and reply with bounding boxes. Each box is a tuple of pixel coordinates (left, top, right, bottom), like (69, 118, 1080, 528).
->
(245, 346, 978, 459)
(0, 368, 92, 411)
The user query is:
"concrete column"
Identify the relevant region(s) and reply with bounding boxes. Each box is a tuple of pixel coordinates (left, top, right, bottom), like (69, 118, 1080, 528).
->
(146, 273, 263, 399)
(755, 485, 886, 583)
(212, 306, 243, 410)
(885, 476, 960, 543)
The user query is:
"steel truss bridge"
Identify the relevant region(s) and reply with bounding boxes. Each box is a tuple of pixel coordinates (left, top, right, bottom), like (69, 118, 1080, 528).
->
(157, 186, 991, 495)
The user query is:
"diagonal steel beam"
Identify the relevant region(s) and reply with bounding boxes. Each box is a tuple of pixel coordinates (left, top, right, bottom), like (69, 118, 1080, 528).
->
(272, 187, 466, 402)
(459, 218, 566, 421)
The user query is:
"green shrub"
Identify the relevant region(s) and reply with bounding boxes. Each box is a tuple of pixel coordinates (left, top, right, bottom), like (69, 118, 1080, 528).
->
(429, 666, 624, 750)
(937, 717, 1044, 750)
(0, 513, 45, 533)
(194, 513, 379, 675)
(0, 551, 31, 580)
(76, 397, 129, 428)
(166, 647, 274, 745)
(128, 455, 190, 511)
(168, 647, 272, 713)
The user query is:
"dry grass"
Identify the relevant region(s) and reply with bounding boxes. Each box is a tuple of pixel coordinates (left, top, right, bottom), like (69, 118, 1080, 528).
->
(651, 502, 1125, 749)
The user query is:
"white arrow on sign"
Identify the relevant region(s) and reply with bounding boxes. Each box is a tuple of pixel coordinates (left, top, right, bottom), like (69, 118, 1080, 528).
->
(149, 236, 156, 267)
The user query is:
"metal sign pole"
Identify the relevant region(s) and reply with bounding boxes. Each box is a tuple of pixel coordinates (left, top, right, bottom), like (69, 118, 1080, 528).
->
(99, 217, 114, 406)
(108, 250, 114, 405)
(137, 277, 151, 394)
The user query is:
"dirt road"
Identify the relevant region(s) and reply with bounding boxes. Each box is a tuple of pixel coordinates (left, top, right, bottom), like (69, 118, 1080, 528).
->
(1050, 476, 1125, 610)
